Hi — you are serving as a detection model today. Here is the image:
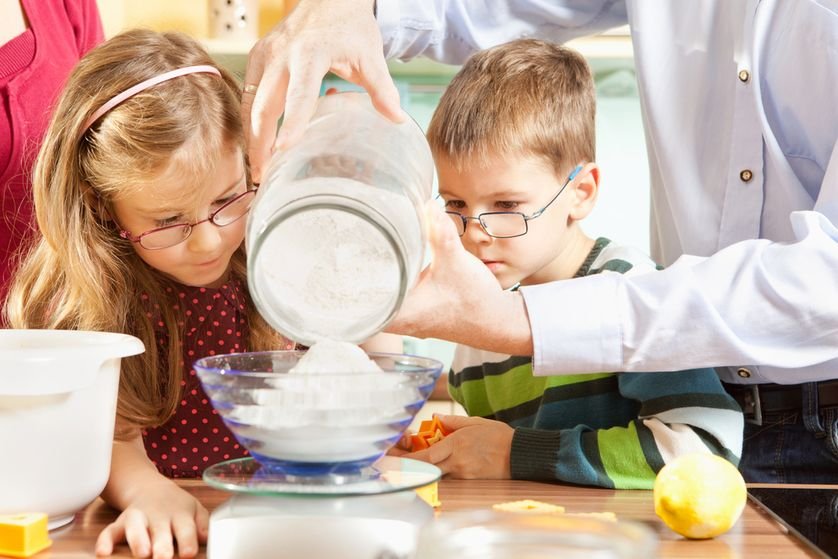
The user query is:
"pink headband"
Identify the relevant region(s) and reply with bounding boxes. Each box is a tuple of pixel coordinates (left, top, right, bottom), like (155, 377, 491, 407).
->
(81, 65, 222, 134)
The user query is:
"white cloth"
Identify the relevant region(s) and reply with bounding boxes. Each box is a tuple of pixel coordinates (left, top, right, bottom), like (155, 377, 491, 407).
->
(378, 0, 838, 383)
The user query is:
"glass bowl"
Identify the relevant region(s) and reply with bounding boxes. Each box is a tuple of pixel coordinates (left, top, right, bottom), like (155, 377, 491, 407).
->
(195, 351, 442, 476)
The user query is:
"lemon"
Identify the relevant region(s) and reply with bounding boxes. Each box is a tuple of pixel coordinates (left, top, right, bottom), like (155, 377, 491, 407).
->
(653, 453, 746, 539)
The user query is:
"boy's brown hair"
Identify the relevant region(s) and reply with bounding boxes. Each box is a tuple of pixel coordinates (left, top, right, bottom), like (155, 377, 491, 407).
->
(427, 39, 596, 174)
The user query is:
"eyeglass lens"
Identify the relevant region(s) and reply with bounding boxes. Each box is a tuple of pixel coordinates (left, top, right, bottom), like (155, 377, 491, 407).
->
(138, 190, 255, 249)
(445, 212, 527, 238)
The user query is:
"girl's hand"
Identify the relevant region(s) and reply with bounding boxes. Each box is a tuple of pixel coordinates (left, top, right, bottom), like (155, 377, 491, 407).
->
(95, 483, 208, 559)
(403, 415, 514, 479)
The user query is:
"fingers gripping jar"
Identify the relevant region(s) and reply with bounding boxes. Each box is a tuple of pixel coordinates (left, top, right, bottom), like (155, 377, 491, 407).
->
(247, 92, 434, 346)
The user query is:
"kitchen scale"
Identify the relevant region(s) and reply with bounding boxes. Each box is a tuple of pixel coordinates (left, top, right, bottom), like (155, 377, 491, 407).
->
(203, 455, 442, 559)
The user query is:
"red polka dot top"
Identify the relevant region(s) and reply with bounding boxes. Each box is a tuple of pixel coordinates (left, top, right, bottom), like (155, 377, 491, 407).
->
(141, 278, 294, 479)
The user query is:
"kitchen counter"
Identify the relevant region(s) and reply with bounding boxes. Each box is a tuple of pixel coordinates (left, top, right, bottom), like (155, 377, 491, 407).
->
(41, 479, 824, 558)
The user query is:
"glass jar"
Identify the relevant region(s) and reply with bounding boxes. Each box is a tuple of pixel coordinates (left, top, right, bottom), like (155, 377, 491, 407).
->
(247, 92, 434, 346)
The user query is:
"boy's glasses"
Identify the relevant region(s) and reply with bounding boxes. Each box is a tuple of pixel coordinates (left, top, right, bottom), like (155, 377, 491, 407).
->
(444, 165, 583, 239)
(119, 188, 257, 250)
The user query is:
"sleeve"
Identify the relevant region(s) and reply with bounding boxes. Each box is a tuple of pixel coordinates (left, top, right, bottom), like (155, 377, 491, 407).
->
(377, 0, 628, 64)
(521, 210, 838, 377)
(509, 369, 743, 489)
(64, 0, 105, 56)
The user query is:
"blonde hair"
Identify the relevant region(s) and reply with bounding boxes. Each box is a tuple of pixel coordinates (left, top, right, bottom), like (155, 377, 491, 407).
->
(427, 39, 596, 174)
(4, 29, 289, 434)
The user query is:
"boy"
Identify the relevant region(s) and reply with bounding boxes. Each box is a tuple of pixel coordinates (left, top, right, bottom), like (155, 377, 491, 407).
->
(405, 39, 743, 489)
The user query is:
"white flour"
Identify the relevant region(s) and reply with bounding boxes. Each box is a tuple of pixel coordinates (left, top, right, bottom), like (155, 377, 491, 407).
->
(269, 207, 401, 337)
(248, 176, 424, 345)
(288, 339, 381, 374)
(229, 341, 420, 462)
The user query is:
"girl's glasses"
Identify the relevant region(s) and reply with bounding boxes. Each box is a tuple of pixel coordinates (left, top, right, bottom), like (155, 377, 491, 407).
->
(444, 165, 583, 238)
(119, 189, 257, 250)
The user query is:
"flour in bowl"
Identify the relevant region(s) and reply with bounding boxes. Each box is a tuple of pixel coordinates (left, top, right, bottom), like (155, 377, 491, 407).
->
(289, 339, 382, 374)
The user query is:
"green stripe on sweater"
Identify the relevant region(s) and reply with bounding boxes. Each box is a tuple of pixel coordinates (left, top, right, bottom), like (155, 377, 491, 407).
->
(597, 422, 657, 489)
(452, 365, 615, 418)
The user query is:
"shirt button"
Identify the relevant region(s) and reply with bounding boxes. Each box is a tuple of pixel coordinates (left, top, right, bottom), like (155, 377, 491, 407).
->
(737, 368, 752, 378)
(739, 169, 753, 182)
(738, 69, 750, 83)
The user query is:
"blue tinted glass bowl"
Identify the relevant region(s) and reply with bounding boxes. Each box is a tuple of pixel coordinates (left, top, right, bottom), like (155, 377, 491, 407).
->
(195, 351, 442, 476)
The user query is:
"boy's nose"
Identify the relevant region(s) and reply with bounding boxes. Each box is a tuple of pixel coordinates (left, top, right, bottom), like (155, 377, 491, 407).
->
(462, 217, 493, 244)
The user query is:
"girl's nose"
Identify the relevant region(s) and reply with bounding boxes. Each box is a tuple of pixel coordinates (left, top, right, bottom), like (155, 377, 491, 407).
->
(187, 220, 223, 253)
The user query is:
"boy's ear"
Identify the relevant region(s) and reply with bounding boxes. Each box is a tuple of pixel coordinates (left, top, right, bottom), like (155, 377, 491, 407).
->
(568, 162, 599, 221)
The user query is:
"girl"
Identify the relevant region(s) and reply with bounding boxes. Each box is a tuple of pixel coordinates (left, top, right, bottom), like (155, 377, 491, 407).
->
(5, 29, 291, 558)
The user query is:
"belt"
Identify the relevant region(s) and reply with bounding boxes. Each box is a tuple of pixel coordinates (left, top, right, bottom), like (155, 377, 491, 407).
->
(723, 380, 838, 424)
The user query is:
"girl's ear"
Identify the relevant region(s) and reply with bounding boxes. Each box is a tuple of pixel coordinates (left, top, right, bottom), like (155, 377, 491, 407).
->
(82, 186, 113, 223)
(568, 162, 599, 222)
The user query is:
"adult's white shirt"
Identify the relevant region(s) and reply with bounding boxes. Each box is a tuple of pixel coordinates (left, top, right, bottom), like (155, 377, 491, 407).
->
(378, 0, 838, 384)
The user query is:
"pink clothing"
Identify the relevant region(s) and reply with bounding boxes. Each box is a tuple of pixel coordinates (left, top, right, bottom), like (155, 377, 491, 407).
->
(142, 278, 295, 479)
(0, 0, 103, 300)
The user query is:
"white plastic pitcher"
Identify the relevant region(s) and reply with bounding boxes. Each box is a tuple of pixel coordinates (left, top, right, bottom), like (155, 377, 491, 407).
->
(0, 330, 144, 529)
(247, 92, 434, 346)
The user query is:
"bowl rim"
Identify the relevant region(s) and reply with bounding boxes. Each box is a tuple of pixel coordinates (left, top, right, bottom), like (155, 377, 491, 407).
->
(193, 350, 444, 378)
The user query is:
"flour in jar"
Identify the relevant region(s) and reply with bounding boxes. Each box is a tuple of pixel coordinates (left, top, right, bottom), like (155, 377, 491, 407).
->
(254, 204, 402, 342)
(248, 175, 425, 345)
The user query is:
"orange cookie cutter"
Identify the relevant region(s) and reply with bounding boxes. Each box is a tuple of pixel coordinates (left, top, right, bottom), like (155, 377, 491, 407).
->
(410, 416, 449, 451)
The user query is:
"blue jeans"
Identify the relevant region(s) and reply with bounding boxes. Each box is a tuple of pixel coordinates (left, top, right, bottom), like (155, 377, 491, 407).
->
(739, 384, 838, 483)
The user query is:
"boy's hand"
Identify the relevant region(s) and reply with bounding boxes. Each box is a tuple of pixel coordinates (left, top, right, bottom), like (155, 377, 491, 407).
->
(403, 415, 514, 479)
(387, 432, 414, 456)
(95, 483, 208, 559)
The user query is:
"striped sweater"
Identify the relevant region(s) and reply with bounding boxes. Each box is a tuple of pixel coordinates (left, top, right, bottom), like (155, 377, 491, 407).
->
(449, 238, 744, 489)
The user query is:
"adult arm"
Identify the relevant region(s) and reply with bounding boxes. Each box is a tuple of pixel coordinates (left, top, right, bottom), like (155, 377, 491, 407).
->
(390, 197, 838, 379)
(524, 209, 838, 379)
(96, 432, 208, 559)
(243, 0, 627, 181)
(378, 0, 627, 63)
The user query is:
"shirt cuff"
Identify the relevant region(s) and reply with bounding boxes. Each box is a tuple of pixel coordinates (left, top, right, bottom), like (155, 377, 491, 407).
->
(376, 0, 402, 58)
(520, 274, 623, 376)
(510, 427, 562, 481)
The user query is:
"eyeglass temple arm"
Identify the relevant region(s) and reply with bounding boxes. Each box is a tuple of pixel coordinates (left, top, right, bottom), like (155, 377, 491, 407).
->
(526, 164, 585, 221)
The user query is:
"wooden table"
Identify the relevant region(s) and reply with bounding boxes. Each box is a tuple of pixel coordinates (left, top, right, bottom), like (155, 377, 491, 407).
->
(42, 480, 819, 558)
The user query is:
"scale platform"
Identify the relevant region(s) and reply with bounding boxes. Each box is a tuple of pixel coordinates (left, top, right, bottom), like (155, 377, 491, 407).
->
(205, 456, 441, 559)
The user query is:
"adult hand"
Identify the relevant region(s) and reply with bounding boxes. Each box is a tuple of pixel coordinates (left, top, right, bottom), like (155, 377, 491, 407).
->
(404, 415, 514, 479)
(387, 202, 534, 356)
(95, 482, 208, 559)
(243, 0, 405, 183)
